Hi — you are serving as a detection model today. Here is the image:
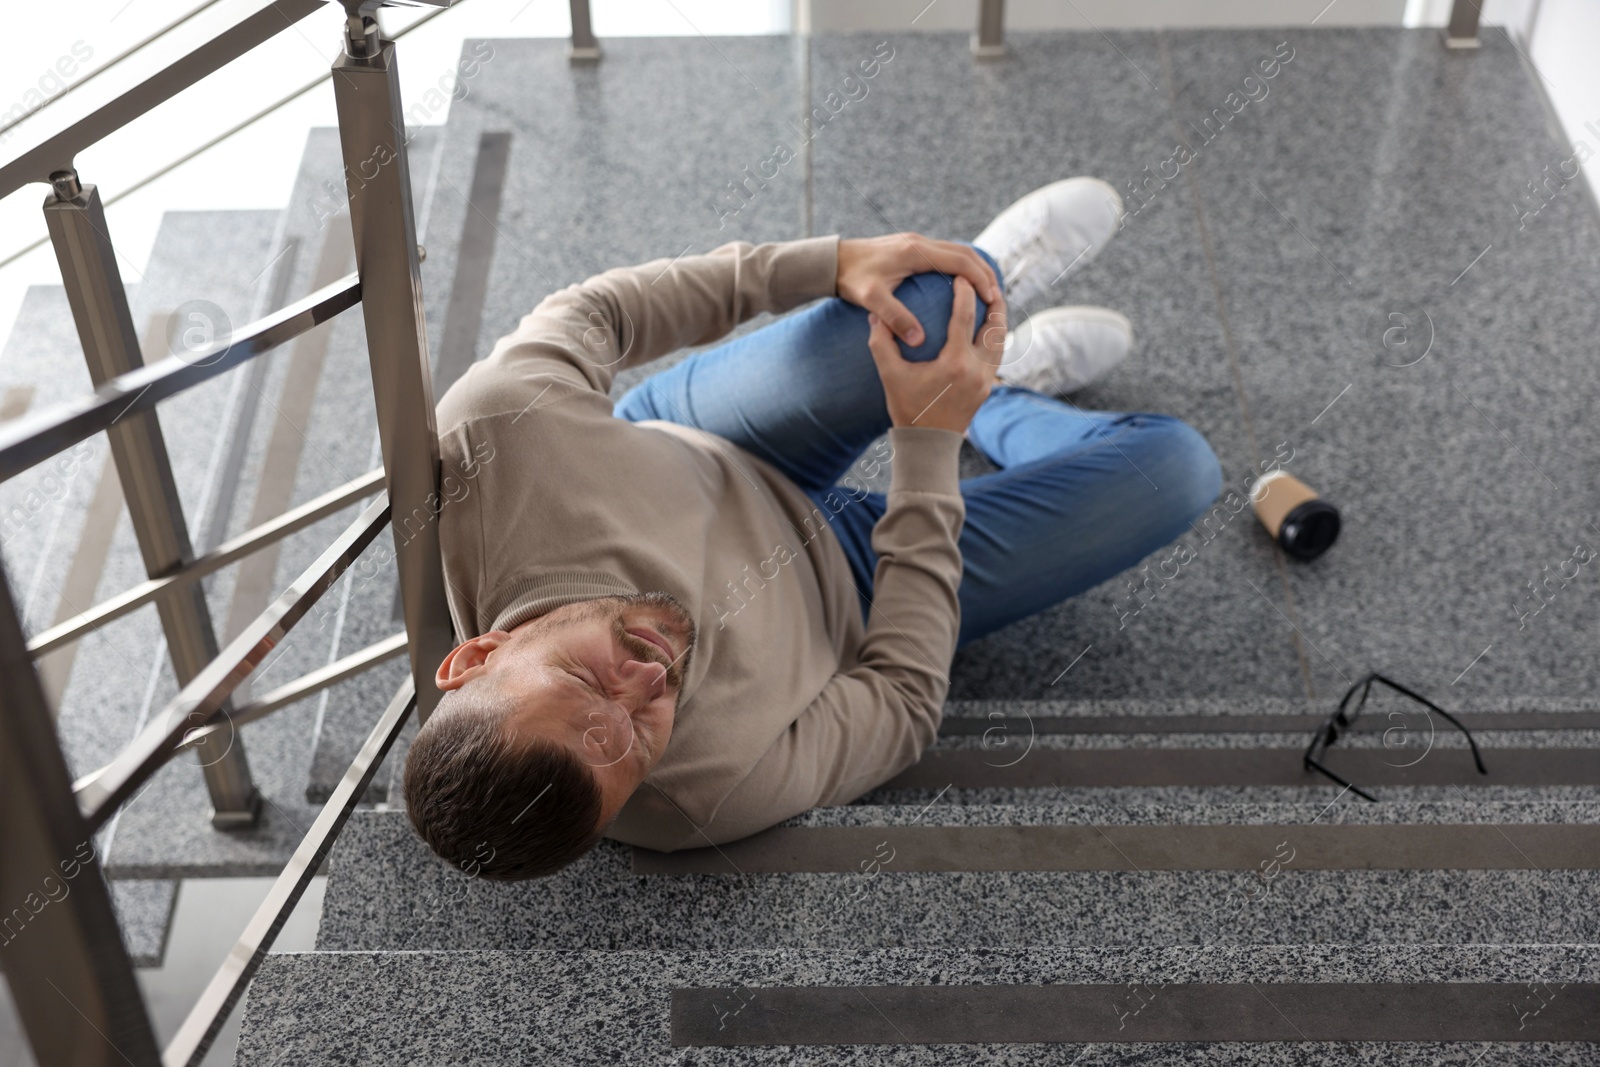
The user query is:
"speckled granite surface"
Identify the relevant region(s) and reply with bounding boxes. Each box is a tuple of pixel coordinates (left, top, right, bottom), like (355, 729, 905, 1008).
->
(1162, 29, 1600, 701)
(776, 799, 1600, 827)
(924, 730, 1600, 750)
(810, 29, 1600, 703)
(237, 946, 1600, 1065)
(439, 35, 807, 385)
(110, 879, 177, 968)
(314, 810, 1600, 953)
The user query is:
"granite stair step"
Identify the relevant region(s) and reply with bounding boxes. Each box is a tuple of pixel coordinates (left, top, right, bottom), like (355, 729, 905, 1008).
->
(937, 696, 1600, 734)
(314, 802, 1600, 953)
(853, 697, 1600, 806)
(110, 879, 178, 968)
(235, 944, 1600, 1064)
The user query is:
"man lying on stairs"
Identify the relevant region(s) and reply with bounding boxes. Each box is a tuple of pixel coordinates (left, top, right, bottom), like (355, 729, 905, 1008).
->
(403, 178, 1223, 878)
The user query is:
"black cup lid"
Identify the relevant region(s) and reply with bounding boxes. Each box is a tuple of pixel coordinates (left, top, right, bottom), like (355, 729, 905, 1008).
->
(1278, 499, 1341, 561)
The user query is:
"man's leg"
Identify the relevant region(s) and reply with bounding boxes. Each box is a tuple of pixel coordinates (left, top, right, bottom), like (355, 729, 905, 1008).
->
(815, 384, 1222, 646)
(614, 241, 1220, 641)
(612, 248, 997, 495)
(953, 388, 1223, 644)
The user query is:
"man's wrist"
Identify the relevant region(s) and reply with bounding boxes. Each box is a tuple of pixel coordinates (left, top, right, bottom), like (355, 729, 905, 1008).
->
(885, 425, 963, 496)
(770, 234, 840, 306)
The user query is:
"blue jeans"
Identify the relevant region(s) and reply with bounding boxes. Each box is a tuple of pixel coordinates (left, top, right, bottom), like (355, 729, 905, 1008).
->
(614, 246, 1223, 648)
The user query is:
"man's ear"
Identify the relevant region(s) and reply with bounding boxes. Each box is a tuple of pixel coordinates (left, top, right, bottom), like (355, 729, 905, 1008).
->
(435, 630, 513, 691)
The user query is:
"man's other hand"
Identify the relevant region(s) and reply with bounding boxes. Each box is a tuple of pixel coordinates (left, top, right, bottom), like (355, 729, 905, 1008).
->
(837, 233, 1002, 347)
(867, 277, 1004, 435)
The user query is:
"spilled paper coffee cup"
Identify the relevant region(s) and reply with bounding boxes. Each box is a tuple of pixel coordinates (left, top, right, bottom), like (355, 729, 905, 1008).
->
(1249, 471, 1340, 561)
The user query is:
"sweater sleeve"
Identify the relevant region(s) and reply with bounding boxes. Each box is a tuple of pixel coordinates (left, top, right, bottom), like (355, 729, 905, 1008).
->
(436, 236, 840, 427)
(677, 425, 966, 847)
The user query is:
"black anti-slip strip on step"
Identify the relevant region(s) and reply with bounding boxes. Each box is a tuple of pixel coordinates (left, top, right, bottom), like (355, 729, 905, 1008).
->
(883, 747, 1600, 790)
(938, 711, 1600, 736)
(433, 130, 513, 398)
(671, 983, 1600, 1045)
(632, 823, 1600, 874)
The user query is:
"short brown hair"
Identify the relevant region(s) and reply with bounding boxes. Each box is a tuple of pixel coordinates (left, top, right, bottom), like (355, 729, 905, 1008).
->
(402, 682, 604, 881)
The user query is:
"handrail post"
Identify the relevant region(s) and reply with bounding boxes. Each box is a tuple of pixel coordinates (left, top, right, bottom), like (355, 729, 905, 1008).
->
(0, 560, 162, 1067)
(569, 0, 600, 62)
(43, 169, 261, 829)
(973, 0, 1006, 59)
(332, 13, 454, 723)
(1444, 0, 1482, 49)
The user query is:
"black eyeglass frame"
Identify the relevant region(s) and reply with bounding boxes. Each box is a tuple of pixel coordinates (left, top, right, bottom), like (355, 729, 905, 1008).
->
(1302, 672, 1488, 801)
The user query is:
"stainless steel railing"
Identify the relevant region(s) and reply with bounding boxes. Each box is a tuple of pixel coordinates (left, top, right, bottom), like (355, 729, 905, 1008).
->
(167, 675, 418, 1065)
(974, 0, 1006, 58)
(0, 2, 455, 1063)
(0, 0, 326, 201)
(0, 0, 463, 273)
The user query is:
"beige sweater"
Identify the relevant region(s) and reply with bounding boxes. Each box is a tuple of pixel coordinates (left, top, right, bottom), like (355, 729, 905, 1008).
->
(433, 236, 965, 851)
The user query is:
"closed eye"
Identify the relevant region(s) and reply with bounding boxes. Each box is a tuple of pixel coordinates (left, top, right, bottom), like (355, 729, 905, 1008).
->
(564, 667, 605, 698)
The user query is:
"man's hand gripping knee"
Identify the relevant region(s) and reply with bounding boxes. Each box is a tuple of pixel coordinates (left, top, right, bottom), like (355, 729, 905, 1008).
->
(867, 277, 1007, 435)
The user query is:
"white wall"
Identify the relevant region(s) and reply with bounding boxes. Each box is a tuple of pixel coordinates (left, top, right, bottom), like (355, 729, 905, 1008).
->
(1518, 0, 1600, 216)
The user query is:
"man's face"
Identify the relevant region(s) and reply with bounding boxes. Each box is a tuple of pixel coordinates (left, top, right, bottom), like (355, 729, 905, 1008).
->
(434, 591, 696, 828)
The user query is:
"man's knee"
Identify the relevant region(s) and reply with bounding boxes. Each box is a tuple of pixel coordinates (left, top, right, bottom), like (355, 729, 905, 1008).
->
(1139, 415, 1224, 528)
(892, 244, 1002, 363)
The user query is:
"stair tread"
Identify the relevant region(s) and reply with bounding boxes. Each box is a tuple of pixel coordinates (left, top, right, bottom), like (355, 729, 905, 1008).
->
(110, 879, 177, 968)
(237, 945, 1600, 1065)
(313, 808, 1600, 953)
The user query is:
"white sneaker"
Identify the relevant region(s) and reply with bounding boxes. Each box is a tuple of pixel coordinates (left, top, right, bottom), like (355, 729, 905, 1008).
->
(997, 306, 1132, 396)
(974, 178, 1124, 307)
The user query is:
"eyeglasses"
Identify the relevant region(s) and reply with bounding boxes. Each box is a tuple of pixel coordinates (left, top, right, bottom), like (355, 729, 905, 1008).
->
(1303, 672, 1488, 801)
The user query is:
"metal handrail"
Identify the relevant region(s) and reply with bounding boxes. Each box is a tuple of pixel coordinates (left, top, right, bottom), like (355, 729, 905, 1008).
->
(0, 0, 230, 140)
(0, 0, 326, 199)
(164, 675, 417, 1067)
(0, 0, 469, 272)
(26, 466, 385, 656)
(0, 4, 455, 1062)
(0, 272, 359, 483)
(72, 495, 390, 829)
(181, 630, 409, 747)
(1446, 0, 1483, 47)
